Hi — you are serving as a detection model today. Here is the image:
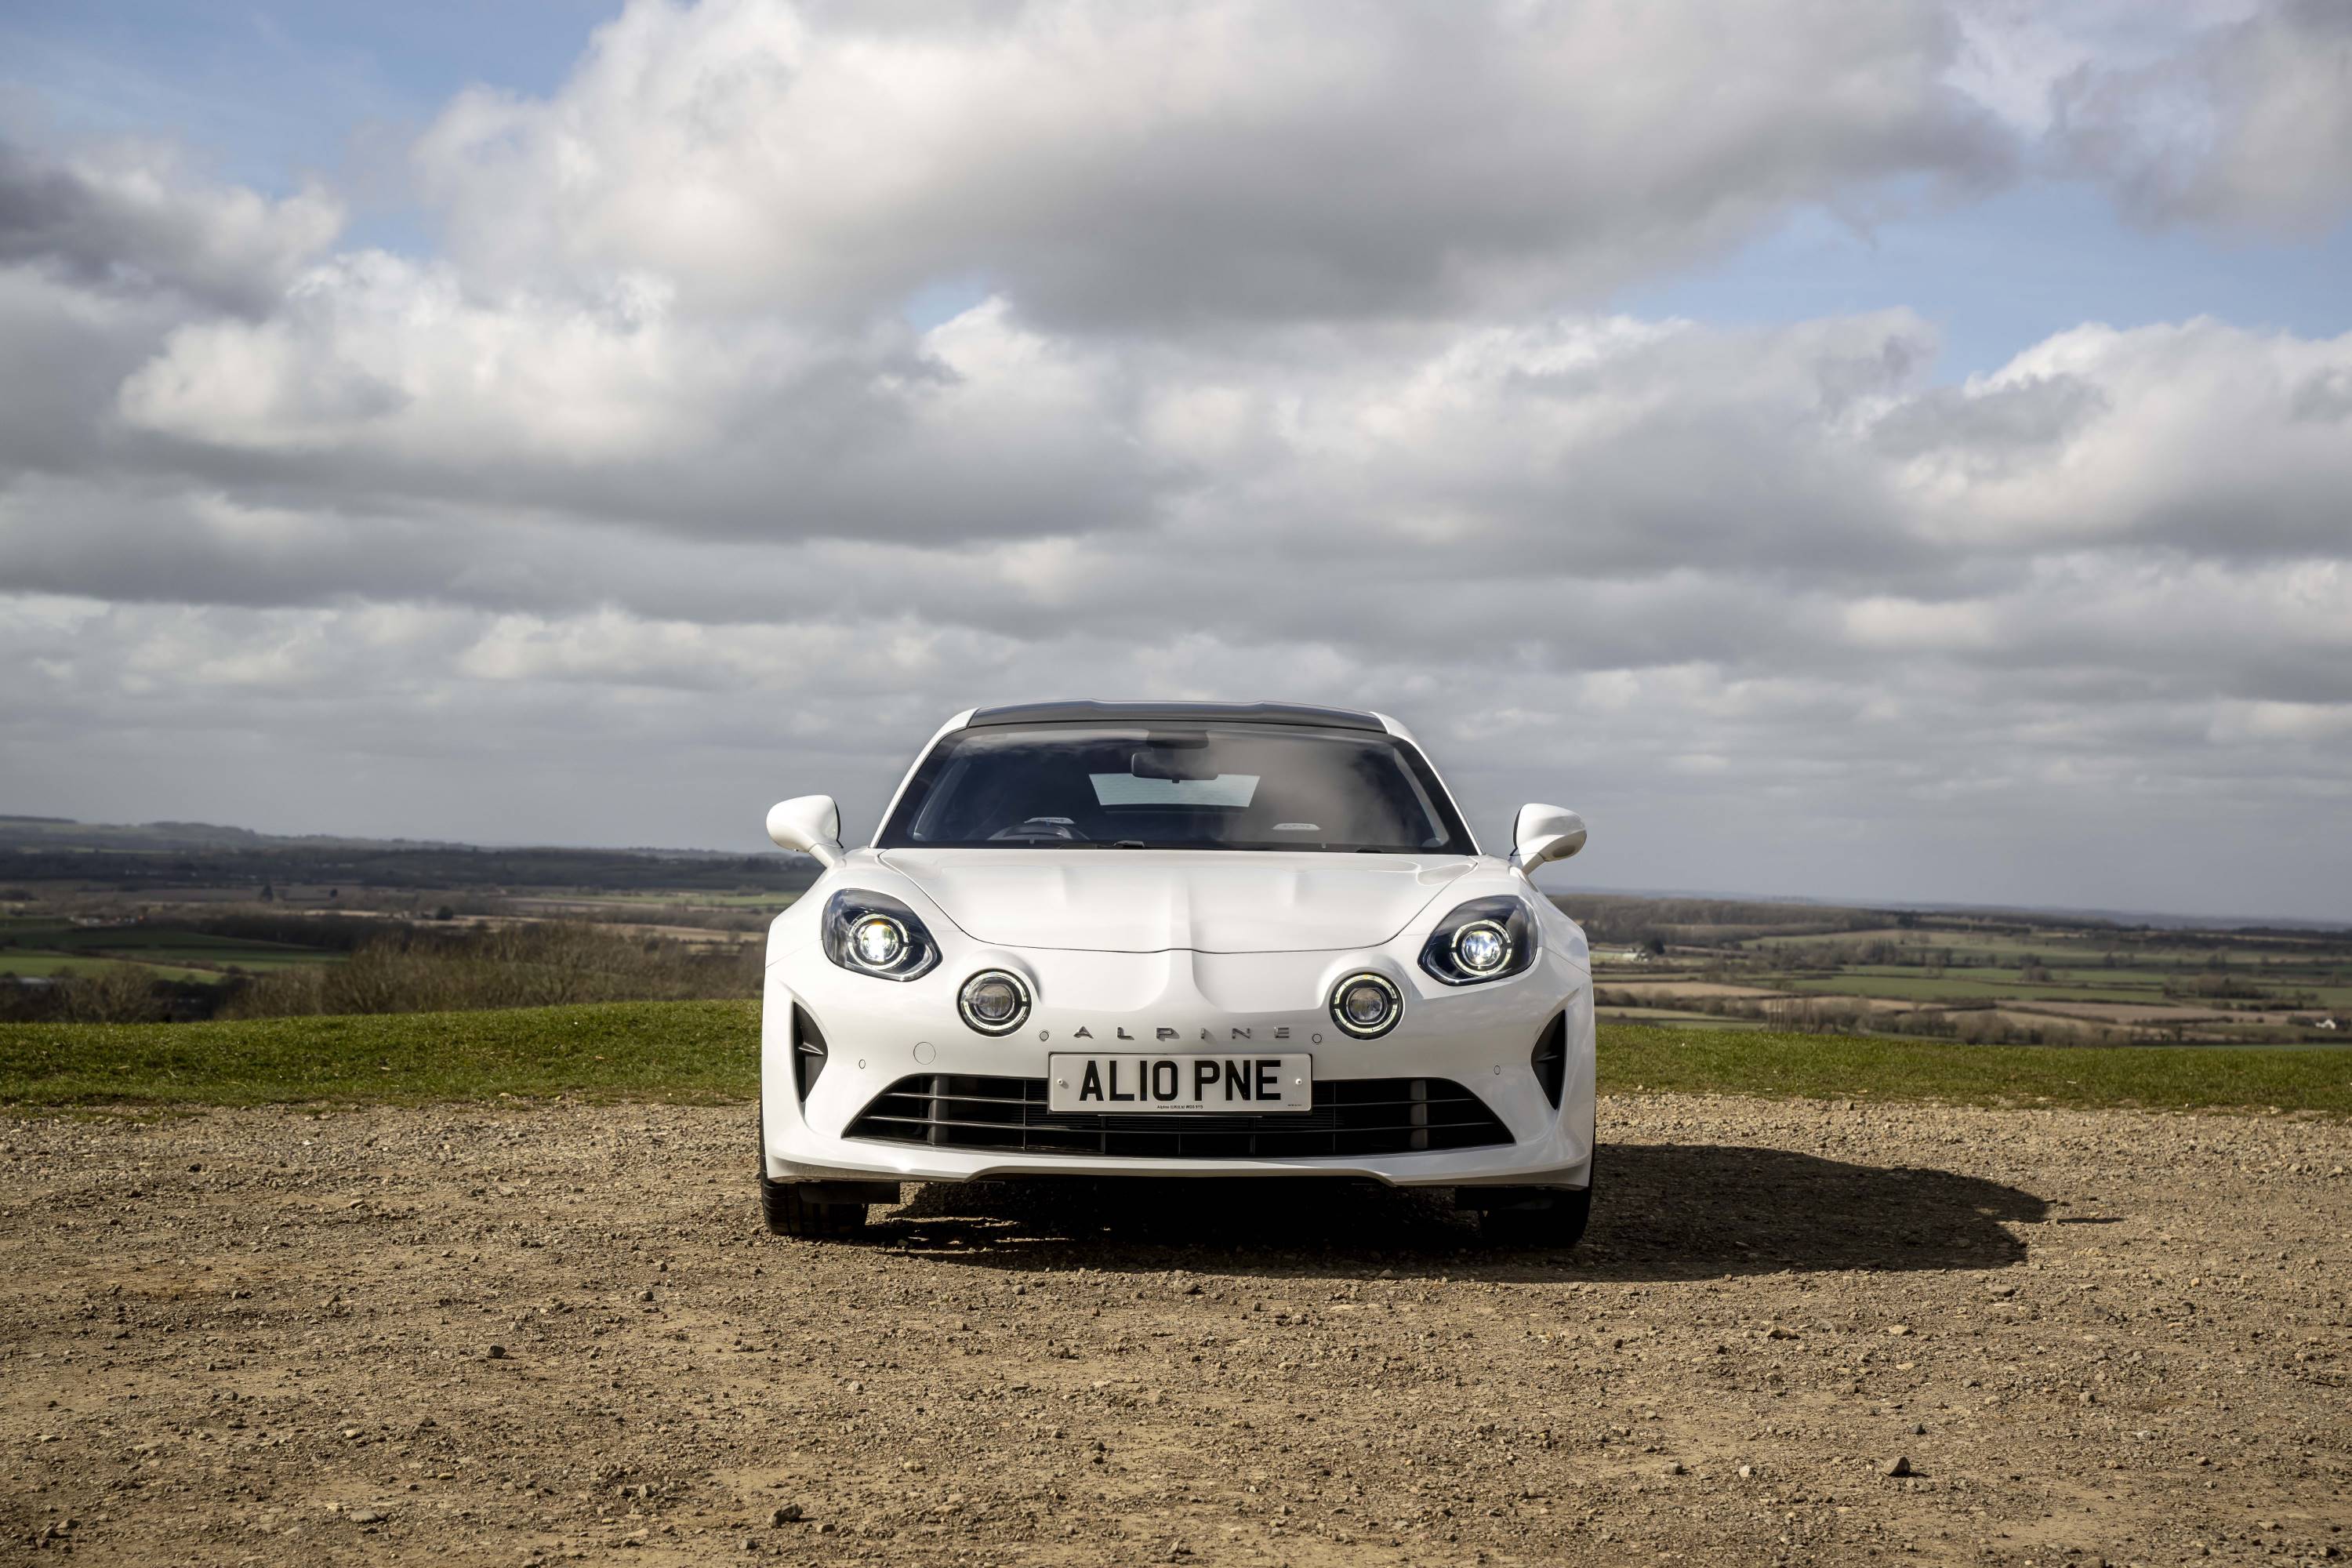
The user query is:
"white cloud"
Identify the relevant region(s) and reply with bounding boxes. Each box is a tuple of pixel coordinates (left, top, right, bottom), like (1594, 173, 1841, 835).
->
(2211, 699, 2352, 742)
(0, 140, 339, 311)
(409, 0, 2007, 325)
(2054, 0, 2352, 232)
(1944, 0, 2264, 136)
(114, 273, 1161, 543)
(1889, 319, 2352, 554)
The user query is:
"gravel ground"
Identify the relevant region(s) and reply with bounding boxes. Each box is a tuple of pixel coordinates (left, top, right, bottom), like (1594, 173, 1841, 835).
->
(2, 1095, 2348, 1566)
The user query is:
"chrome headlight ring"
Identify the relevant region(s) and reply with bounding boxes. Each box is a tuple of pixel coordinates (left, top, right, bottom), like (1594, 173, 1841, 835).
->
(1450, 918, 1513, 975)
(958, 968, 1033, 1036)
(1329, 971, 1403, 1039)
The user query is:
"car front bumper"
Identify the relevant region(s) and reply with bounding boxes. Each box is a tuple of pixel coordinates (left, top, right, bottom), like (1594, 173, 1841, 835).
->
(759, 939, 1596, 1189)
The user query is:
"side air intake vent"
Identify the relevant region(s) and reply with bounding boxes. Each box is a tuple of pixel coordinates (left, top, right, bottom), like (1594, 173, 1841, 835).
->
(1530, 1012, 1566, 1109)
(791, 1004, 829, 1102)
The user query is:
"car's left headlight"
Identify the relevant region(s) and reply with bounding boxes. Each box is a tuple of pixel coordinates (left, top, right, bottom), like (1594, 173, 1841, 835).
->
(1418, 895, 1539, 985)
(821, 889, 942, 981)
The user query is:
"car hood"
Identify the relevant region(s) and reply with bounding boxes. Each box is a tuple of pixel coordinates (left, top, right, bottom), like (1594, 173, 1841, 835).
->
(877, 848, 1479, 953)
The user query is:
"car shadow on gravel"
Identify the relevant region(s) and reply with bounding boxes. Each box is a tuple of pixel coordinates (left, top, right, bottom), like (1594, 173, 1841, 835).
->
(861, 1142, 2049, 1282)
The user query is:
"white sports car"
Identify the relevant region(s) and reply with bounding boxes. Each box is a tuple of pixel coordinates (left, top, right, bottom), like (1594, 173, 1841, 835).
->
(757, 701, 1597, 1243)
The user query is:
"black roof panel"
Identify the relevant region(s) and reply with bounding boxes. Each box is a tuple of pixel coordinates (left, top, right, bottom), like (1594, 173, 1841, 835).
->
(964, 700, 1385, 732)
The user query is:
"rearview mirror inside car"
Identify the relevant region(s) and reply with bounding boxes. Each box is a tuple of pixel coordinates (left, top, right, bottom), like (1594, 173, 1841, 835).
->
(1130, 747, 1224, 782)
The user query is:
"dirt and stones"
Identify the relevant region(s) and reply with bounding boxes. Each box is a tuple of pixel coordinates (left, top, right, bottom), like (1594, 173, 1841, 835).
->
(2, 1095, 2347, 1566)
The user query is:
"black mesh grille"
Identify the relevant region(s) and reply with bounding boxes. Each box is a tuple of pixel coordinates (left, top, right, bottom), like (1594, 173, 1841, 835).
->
(1530, 1012, 1566, 1109)
(844, 1074, 1512, 1159)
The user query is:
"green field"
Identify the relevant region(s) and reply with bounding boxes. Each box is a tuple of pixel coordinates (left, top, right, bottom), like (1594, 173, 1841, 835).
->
(1588, 914, 2352, 1044)
(0, 917, 341, 983)
(1594, 1007, 1769, 1031)
(3, 918, 332, 956)
(0, 1000, 759, 1107)
(1772, 972, 2167, 1005)
(1738, 924, 2350, 969)
(529, 891, 791, 909)
(2, 1001, 2346, 1116)
(1602, 1026, 2351, 1112)
(0, 953, 224, 983)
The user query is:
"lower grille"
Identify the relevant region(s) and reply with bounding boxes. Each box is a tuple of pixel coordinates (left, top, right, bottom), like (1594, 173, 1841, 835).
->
(844, 1074, 1512, 1159)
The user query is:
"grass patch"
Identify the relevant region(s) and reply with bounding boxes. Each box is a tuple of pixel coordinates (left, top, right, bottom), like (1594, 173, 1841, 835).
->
(1, 1004, 2347, 1116)
(1602, 1022, 2352, 1115)
(0, 1000, 760, 1109)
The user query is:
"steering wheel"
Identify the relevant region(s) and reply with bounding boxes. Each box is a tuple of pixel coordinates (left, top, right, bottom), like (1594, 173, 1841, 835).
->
(985, 816, 1092, 842)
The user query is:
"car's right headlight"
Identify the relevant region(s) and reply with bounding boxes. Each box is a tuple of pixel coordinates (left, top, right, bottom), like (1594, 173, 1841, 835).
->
(821, 889, 942, 981)
(1418, 895, 1539, 985)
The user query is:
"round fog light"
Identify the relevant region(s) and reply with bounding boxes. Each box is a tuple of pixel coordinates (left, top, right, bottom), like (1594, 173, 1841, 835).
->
(959, 969, 1032, 1036)
(1452, 920, 1510, 975)
(850, 914, 907, 970)
(1330, 971, 1402, 1039)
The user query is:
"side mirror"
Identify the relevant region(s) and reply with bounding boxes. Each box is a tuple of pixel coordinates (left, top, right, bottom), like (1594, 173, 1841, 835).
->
(766, 794, 847, 871)
(1511, 803, 1586, 875)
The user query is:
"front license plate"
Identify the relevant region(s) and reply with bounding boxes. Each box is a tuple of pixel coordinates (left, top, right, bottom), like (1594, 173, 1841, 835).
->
(1047, 1054, 1312, 1114)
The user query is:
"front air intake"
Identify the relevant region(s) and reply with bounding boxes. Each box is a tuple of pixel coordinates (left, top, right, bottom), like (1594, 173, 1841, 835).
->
(791, 1004, 829, 1102)
(1530, 1012, 1566, 1109)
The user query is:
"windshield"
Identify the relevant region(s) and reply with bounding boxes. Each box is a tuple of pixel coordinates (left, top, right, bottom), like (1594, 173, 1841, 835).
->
(878, 724, 1475, 853)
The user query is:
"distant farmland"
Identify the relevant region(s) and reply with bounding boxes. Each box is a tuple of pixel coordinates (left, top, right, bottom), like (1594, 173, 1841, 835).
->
(5, 817, 2347, 1046)
(0, 816, 820, 1020)
(1568, 897, 2352, 1046)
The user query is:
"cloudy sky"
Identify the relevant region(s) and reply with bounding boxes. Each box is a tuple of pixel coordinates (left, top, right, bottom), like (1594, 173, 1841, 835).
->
(2, 1, 2350, 920)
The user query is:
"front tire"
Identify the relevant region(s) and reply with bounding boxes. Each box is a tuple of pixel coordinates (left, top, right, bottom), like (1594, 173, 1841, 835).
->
(760, 1174, 870, 1238)
(757, 1109, 870, 1238)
